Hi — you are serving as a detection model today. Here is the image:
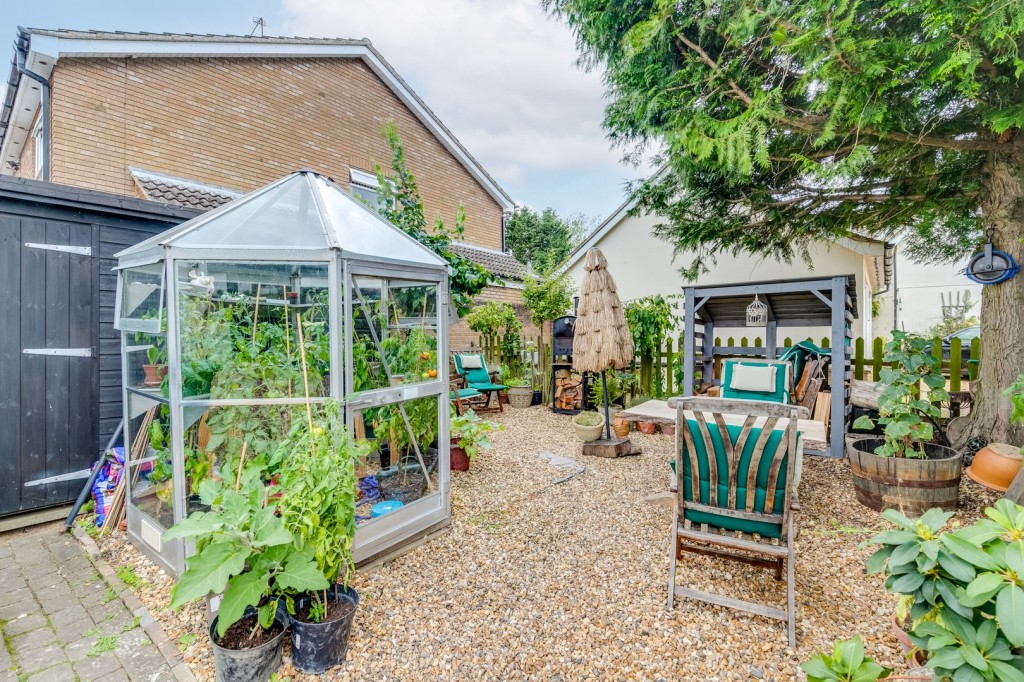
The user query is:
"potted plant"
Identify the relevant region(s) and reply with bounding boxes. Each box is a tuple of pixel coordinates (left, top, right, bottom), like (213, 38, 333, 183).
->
(275, 407, 368, 674)
(850, 331, 961, 515)
(143, 343, 167, 387)
(164, 471, 329, 682)
(449, 408, 501, 471)
(506, 375, 534, 408)
(966, 374, 1024, 491)
(572, 411, 605, 442)
(867, 501, 1024, 682)
(374, 398, 437, 502)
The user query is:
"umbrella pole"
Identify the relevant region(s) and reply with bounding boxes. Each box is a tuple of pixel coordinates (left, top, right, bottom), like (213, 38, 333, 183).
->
(602, 370, 611, 440)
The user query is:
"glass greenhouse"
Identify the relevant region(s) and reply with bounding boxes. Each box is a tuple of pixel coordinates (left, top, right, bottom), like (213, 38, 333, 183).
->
(113, 170, 451, 575)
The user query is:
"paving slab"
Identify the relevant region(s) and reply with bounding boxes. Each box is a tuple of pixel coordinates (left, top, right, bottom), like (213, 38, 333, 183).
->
(0, 522, 181, 681)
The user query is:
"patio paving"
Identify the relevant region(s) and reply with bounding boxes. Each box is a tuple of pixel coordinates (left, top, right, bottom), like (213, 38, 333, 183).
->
(0, 522, 176, 681)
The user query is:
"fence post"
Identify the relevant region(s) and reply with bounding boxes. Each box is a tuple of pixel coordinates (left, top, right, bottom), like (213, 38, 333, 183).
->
(872, 337, 883, 381)
(969, 338, 980, 382)
(854, 337, 865, 380)
(949, 338, 962, 393)
(665, 337, 675, 396)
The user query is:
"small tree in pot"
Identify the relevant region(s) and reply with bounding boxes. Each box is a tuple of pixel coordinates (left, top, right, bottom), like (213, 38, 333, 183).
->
(849, 331, 961, 514)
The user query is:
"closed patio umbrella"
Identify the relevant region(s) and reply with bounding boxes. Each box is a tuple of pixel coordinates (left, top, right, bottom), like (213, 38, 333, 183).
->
(572, 248, 634, 439)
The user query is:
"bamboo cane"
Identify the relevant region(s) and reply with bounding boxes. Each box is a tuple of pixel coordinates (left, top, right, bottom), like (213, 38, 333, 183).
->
(251, 284, 261, 345)
(295, 313, 316, 438)
(234, 441, 249, 492)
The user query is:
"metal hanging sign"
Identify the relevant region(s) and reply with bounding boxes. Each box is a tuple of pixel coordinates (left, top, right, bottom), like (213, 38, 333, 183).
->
(966, 228, 1019, 285)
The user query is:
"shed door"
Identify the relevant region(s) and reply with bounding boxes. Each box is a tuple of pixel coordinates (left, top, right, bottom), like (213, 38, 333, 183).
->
(0, 216, 96, 516)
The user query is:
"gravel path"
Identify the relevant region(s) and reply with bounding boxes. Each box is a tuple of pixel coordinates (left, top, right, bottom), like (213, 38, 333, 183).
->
(92, 406, 1001, 681)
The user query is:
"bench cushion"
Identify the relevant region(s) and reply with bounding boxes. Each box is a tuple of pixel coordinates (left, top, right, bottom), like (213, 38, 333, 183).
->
(721, 360, 790, 404)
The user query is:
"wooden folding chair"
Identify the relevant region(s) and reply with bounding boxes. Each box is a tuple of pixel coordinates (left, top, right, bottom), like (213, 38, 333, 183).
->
(666, 396, 807, 647)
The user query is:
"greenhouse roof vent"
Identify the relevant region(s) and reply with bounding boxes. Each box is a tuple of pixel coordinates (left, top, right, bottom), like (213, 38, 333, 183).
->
(114, 170, 446, 268)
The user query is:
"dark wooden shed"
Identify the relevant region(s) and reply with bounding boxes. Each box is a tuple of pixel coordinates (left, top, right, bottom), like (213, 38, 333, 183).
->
(0, 176, 198, 517)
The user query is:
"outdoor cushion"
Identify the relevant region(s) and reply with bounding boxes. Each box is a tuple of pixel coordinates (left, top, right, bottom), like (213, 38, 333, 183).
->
(677, 418, 799, 538)
(467, 382, 506, 392)
(458, 354, 483, 369)
(728, 363, 777, 393)
(451, 388, 481, 399)
(721, 360, 790, 404)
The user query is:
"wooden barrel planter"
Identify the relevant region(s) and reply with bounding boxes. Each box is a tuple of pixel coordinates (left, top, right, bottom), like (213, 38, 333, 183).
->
(847, 437, 962, 515)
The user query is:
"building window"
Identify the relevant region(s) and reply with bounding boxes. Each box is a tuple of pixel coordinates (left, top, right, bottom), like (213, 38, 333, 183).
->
(32, 118, 43, 178)
(349, 168, 382, 211)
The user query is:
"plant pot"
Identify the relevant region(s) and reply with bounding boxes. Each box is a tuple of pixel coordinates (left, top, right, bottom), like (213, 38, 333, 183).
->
(638, 421, 657, 435)
(611, 417, 630, 438)
(661, 423, 676, 436)
(572, 416, 605, 442)
(847, 436, 962, 515)
(450, 442, 471, 471)
(507, 386, 534, 409)
(291, 585, 359, 674)
(966, 443, 1022, 492)
(891, 614, 928, 667)
(531, 390, 542, 406)
(376, 467, 427, 503)
(143, 364, 167, 387)
(209, 613, 286, 682)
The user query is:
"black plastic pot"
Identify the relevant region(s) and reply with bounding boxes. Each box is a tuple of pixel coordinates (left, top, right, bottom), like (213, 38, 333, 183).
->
(377, 466, 427, 503)
(290, 585, 360, 674)
(531, 390, 542, 406)
(209, 614, 286, 682)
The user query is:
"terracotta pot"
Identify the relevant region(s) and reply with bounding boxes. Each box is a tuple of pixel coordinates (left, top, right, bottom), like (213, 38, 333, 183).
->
(611, 417, 630, 438)
(966, 443, 1022, 492)
(638, 421, 657, 435)
(142, 364, 167, 387)
(891, 614, 928, 667)
(450, 442, 471, 471)
(661, 424, 676, 436)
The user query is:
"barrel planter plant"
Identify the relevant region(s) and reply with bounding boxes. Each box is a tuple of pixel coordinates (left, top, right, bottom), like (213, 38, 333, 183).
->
(850, 331, 961, 515)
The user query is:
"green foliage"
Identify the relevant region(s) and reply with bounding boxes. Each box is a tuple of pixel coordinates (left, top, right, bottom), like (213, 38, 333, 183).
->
(274, 404, 368, 588)
(116, 565, 145, 590)
(465, 302, 524, 372)
(800, 636, 891, 682)
(374, 123, 496, 316)
(450, 409, 502, 462)
(1004, 375, 1024, 456)
(589, 370, 636, 407)
(852, 331, 949, 457)
(521, 270, 576, 327)
(867, 502, 1024, 682)
(544, 0, 1024, 272)
(928, 317, 980, 340)
(624, 295, 680, 356)
(573, 411, 604, 427)
(307, 599, 326, 624)
(504, 206, 588, 273)
(165, 471, 329, 638)
(88, 635, 119, 657)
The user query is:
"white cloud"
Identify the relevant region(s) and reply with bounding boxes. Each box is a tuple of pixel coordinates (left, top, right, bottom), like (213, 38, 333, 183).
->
(278, 0, 646, 212)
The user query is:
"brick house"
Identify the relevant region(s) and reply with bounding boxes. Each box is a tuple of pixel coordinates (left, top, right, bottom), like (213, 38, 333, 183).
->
(0, 27, 531, 347)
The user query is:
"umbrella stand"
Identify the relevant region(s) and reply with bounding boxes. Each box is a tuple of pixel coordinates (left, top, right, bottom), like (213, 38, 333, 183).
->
(602, 370, 611, 440)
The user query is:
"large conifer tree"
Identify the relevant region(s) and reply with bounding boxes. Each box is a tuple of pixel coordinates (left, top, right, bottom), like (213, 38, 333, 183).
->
(547, 0, 1024, 444)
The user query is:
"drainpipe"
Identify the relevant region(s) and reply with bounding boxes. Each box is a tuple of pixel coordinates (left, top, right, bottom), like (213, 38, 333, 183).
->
(870, 241, 897, 331)
(14, 29, 49, 182)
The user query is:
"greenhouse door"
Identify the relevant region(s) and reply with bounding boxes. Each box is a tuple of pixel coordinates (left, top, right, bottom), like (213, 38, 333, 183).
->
(0, 217, 97, 516)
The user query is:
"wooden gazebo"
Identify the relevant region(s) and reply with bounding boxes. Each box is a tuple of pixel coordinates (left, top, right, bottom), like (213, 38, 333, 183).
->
(680, 276, 856, 458)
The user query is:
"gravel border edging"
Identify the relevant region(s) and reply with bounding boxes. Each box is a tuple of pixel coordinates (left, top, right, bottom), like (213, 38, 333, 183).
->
(72, 525, 197, 682)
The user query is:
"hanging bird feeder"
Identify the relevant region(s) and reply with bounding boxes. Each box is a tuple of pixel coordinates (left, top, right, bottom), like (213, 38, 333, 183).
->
(746, 293, 768, 326)
(966, 228, 1019, 285)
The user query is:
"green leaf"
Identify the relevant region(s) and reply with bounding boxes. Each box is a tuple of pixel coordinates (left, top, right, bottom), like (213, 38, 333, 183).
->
(799, 656, 838, 681)
(941, 533, 1002, 571)
(216, 571, 270, 637)
(957, 521, 1007, 545)
(866, 546, 893, 575)
(852, 662, 890, 682)
(960, 643, 988, 671)
(937, 578, 974, 619)
(170, 542, 249, 611)
(889, 541, 921, 568)
(852, 415, 875, 430)
(996, 584, 1024, 646)
(837, 636, 865, 670)
(890, 572, 925, 593)
(249, 508, 293, 548)
(920, 507, 955, 532)
(162, 512, 223, 541)
(880, 509, 917, 531)
(1003, 540, 1024, 577)
(976, 618, 997, 652)
(942, 609, 977, 648)
(258, 601, 278, 629)
(927, 646, 965, 670)
(952, 666, 985, 682)
(990, 661, 1024, 682)
(938, 549, 977, 583)
(959, 571, 1006, 607)
(273, 551, 330, 592)
(872, 529, 918, 546)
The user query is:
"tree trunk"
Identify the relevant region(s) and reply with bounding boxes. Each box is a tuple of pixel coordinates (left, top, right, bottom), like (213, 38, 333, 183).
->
(954, 138, 1024, 449)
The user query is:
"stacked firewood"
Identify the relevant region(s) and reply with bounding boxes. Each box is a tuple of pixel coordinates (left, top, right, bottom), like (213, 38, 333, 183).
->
(554, 369, 583, 410)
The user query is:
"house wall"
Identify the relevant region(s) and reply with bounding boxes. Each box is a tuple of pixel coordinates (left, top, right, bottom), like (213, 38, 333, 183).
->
(42, 56, 504, 249)
(873, 249, 981, 335)
(565, 211, 877, 343)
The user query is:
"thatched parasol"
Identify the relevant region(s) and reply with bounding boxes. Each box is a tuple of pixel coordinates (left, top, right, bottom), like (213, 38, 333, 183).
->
(573, 248, 634, 439)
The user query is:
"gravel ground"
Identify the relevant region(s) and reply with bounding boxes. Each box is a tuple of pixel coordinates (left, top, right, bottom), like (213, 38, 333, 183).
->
(91, 406, 1001, 681)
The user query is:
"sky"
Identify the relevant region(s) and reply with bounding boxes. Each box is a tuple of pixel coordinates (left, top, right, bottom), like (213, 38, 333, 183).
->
(3, 0, 651, 221)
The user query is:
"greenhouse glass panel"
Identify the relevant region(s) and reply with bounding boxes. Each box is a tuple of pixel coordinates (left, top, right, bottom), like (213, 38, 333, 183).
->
(173, 175, 327, 249)
(176, 262, 333, 400)
(117, 263, 164, 333)
(125, 390, 174, 530)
